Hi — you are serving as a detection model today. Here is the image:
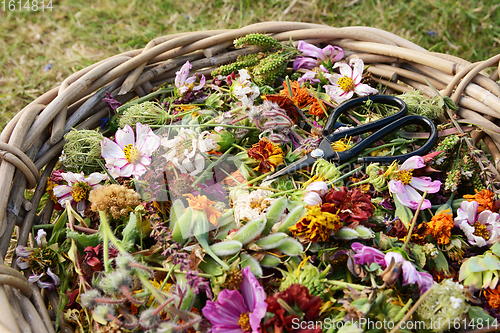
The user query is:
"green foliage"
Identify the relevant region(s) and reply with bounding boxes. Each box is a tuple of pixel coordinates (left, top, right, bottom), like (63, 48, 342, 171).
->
(62, 129, 105, 174)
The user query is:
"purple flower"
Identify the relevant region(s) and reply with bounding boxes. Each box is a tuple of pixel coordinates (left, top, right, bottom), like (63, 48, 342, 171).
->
(293, 41, 344, 70)
(103, 91, 122, 111)
(388, 156, 442, 210)
(197, 182, 227, 202)
(385, 252, 434, 294)
(351, 242, 386, 268)
(175, 61, 206, 96)
(28, 268, 61, 290)
(202, 267, 267, 333)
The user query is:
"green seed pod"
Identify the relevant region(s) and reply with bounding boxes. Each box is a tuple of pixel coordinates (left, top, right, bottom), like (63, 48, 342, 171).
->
(354, 226, 375, 239)
(253, 233, 289, 250)
(62, 129, 105, 174)
(263, 197, 287, 235)
(240, 252, 263, 277)
(278, 206, 306, 234)
(118, 101, 168, 128)
(209, 240, 243, 257)
(259, 253, 282, 267)
(230, 218, 266, 244)
(211, 53, 264, 76)
(276, 238, 303, 256)
(234, 33, 281, 50)
(333, 227, 359, 240)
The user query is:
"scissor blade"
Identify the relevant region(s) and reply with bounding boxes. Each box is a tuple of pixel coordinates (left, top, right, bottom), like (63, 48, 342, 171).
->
(266, 155, 316, 181)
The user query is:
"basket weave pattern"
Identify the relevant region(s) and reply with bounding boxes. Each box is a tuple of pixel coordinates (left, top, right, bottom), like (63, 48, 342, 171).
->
(0, 21, 499, 332)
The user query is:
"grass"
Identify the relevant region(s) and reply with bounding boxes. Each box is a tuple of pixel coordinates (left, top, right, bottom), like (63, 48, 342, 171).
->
(1, 0, 499, 130)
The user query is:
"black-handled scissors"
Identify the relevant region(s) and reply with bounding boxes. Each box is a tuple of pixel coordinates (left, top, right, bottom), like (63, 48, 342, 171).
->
(267, 95, 437, 180)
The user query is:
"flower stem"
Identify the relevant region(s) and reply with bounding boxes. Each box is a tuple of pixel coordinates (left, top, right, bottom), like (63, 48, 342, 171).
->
(401, 190, 428, 251)
(322, 279, 368, 291)
(192, 146, 234, 186)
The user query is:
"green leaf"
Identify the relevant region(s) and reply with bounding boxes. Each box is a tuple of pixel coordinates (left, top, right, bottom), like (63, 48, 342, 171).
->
(66, 230, 102, 250)
(491, 242, 500, 257)
(49, 210, 68, 245)
(429, 249, 449, 273)
(443, 96, 458, 110)
(468, 306, 495, 323)
(121, 213, 138, 251)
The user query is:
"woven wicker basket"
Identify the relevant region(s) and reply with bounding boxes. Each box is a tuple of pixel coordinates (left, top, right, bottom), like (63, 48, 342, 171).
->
(1, 21, 499, 332)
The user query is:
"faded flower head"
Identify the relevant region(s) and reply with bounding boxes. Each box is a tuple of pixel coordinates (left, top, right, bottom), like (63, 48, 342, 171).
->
(246, 138, 284, 173)
(416, 279, 469, 332)
(175, 61, 206, 96)
(89, 184, 141, 218)
(231, 69, 260, 107)
(455, 200, 500, 247)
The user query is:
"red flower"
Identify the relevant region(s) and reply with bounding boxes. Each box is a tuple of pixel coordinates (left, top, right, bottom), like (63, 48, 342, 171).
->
(324, 186, 374, 226)
(265, 284, 322, 333)
(84, 244, 118, 273)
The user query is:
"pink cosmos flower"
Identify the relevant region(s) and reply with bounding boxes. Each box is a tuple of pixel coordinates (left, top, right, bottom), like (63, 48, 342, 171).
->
(454, 201, 500, 247)
(388, 156, 442, 210)
(101, 123, 160, 178)
(175, 61, 206, 96)
(324, 59, 378, 104)
(293, 41, 344, 70)
(352, 243, 434, 294)
(351, 242, 386, 268)
(303, 181, 329, 205)
(202, 266, 267, 333)
(53, 171, 107, 215)
(384, 252, 434, 294)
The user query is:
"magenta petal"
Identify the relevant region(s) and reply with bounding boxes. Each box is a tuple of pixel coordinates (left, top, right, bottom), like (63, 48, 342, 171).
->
(389, 180, 419, 210)
(297, 41, 324, 59)
(249, 301, 268, 333)
(293, 57, 318, 70)
(417, 272, 434, 294)
(401, 260, 419, 286)
(241, 266, 266, 310)
(352, 243, 386, 268)
(202, 289, 247, 328)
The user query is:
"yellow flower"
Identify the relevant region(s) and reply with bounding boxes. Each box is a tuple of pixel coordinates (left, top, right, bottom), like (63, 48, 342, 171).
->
(288, 204, 341, 242)
(427, 209, 454, 245)
(331, 137, 352, 152)
(46, 178, 58, 203)
(247, 138, 284, 173)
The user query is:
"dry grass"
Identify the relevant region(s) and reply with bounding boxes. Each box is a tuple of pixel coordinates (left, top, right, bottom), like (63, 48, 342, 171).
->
(1, 0, 499, 129)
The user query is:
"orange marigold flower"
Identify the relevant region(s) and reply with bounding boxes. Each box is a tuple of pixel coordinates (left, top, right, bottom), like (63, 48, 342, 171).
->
(247, 138, 284, 173)
(485, 285, 500, 309)
(308, 98, 327, 117)
(463, 189, 498, 213)
(221, 169, 247, 187)
(427, 208, 454, 245)
(279, 81, 314, 109)
(184, 193, 222, 226)
(288, 204, 342, 242)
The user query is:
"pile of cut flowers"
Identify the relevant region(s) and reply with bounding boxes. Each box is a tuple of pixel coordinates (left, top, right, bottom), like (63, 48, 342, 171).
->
(20, 34, 500, 333)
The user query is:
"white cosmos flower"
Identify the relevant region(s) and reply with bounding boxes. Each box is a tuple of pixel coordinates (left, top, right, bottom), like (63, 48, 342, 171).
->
(101, 123, 160, 178)
(53, 171, 107, 215)
(455, 200, 500, 247)
(161, 129, 217, 176)
(231, 69, 260, 107)
(324, 59, 378, 104)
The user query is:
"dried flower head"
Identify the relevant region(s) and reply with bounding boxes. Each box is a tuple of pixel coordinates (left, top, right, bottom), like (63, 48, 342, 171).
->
(427, 208, 454, 245)
(89, 184, 141, 218)
(463, 189, 498, 213)
(289, 204, 342, 242)
(246, 138, 284, 173)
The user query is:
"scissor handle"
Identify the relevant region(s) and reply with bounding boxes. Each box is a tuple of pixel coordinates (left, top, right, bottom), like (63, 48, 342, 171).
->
(323, 95, 408, 140)
(351, 114, 438, 164)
